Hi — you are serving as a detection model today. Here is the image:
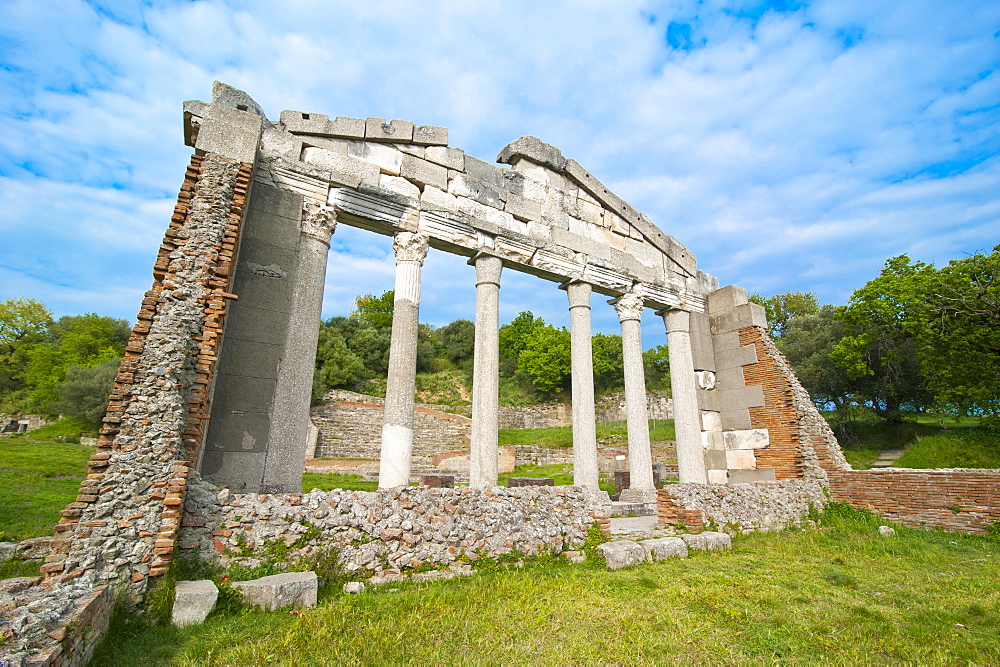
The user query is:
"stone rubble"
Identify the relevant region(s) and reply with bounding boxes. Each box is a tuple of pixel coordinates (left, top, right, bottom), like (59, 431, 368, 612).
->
(0, 577, 96, 666)
(659, 479, 827, 533)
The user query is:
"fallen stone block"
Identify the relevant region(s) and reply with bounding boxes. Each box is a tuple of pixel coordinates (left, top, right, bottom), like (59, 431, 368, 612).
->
(562, 551, 586, 565)
(172, 580, 219, 627)
(15, 536, 52, 560)
(0, 542, 16, 562)
(878, 526, 896, 537)
(343, 581, 365, 594)
(680, 532, 732, 552)
(596, 541, 649, 570)
(233, 571, 317, 611)
(506, 477, 554, 487)
(642, 537, 689, 561)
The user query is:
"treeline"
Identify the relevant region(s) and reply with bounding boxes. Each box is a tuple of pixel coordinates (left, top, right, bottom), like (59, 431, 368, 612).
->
(0, 298, 130, 423)
(754, 245, 999, 428)
(313, 292, 671, 405)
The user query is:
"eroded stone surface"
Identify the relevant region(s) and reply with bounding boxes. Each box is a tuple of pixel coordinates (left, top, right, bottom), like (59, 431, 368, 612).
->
(233, 572, 317, 611)
(596, 541, 649, 570)
(680, 532, 732, 551)
(641, 537, 689, 561)
(171, 580, 218, 627)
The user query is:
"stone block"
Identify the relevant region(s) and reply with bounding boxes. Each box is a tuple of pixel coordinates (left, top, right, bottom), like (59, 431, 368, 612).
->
(449, 173, 506, 208)
(347, 142, 403, 175)
(213, 81, 267, 117)
(718, 385, 765, 412)
(233, 571, 318, 611)
(642, 537, 689, 561)
(400, 154, 448, 190)
(705, 450, 727, 470)
(680, 532, 732, 551)
(172, 580, 218, 627)
(711, 331, 741, 352)
(724, 428, 770, 450)
(497, 135, 567, 170)
(716, 366, 745, 390)
(378, 174, 421, 201)
(707, 285, 749, 314)
(720, 409, 752, 431)
(327, 117, 368, 139)
(14, 536, 51, 560)
(506, 477, 554, 487)
(505, 192, 542, 221)
(596, 541, 649, 570)
(563, 551, 586, 565)
(701, 411, 722, 432)
(708, 469, 729, 484)
(710, 303, 768, 335)
(300, 146, 380, 187)
(425, 146, 465, 171)
(727, 468, 776, 484)
(878, 526, 896, 537)
(195, 103, 264, 164)
(344, 581, 366, 594)
(412, 124, 448, 146)
(697, 389, 719, 412)
(366, 118, 414, 143)
(726, 449, 756, 469)
(715, 345, 757, 371)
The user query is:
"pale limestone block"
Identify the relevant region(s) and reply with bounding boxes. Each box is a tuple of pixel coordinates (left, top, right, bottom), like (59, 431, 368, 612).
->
(301, 136, 350, 154)
(400, 154, 448, 190)
(566, 215, 587, 238)
(726, 449, 756, 469)
(707, 285, 749, 313)
(576, 198, 604, 225)
(578, 188, 600, 207)
(344, 581, 366, 594)
(642, 537, 688, 561)
(420, 186, 458, 212)
(413, 124, 448, 146)
(457, 196, 516, 229)
(172, 580, 218, 627)
(396, 143, 425, 158)
(348, 142, 403, 175)
(300, 147, 380, 187)
(588, 223, 627, 250)
(878, 526, 896, 537)
(379, 174, 421, 200)
(448, 173, 506, 208)
(425, 146, 465, 171)
(680, 532, 732, 551)
(366, 118, 414, 142)
(233, 572, 318, 611)
(723, 428, 770, 450)
(702, 429, 724, 450)
(505, 192, 542, 221)
(328, 117, 367, 138)
(701, 411, 722, 431)
(597, 541, 649, 570)
(708, 469, 729, 484)
(525, 220, 552, 241)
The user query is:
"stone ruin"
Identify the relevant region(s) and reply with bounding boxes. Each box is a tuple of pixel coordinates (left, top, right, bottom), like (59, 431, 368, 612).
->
(5, 81, 998, 663)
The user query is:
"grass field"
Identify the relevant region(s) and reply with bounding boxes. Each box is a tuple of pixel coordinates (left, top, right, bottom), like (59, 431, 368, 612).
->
(93, 504, 1000, 664)
(0, 421, 94, 542)
(837, 414, 1000, 470)
(498, 419, 676, 449)
(301, 471, 378, 492)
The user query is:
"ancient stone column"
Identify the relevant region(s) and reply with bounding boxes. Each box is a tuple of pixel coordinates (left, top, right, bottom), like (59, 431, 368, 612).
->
(613, 287, 656, 504)
(564, 280, 599, 489)
(662, 309, 708, 484)
(378, 232, 429, 488)
(262, 200, 337, 492)
(469, 254, 503, 489)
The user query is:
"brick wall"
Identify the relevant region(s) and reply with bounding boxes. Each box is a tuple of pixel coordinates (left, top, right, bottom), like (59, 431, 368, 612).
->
(827, 469, 1000, 533)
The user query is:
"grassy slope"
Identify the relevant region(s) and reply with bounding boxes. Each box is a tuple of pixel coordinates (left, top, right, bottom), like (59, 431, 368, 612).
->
(301, 472, 377, 492)
(837, 414, 1000, 470)
(0, 422, 93, 542)
(498, 420, 676, 448)
(94, 505, 1000, 664)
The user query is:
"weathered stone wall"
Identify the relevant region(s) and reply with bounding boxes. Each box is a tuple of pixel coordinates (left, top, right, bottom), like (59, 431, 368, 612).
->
(594, 392, 672, 423)
(827, 469, 1000, 533)
(42, 153, 252, 601)
(179, 474, 611, 576)
(657, 480, 827, 533)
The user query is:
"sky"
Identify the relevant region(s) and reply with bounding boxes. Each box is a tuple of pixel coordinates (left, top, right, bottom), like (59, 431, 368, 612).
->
(1, 0, 997, 346)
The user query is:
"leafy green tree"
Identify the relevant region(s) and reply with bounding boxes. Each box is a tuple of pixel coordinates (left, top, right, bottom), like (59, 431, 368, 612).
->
(591, 333, 624, 393)
(315, 328, 365, 389)
(517, 325, 571, 393)
(749, 291, 820, 337)
(348, 327, 393, 375)
(778, 306, 854, 411)
(437, 319, 476, 369)
(54, 357, 121, 424)
(642, 344, 671, 392)
(350, 290, 395, 328)
(499, 311, 546, 361)
(0, 297, 52, 396)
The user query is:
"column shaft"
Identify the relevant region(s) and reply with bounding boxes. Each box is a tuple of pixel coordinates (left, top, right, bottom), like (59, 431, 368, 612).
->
(469, 255, 502, 489)
(378, 233, 428, 488)
(565, 281, 599, 489)
(614, 290, 656, 503)
(663, 309, 708, 483)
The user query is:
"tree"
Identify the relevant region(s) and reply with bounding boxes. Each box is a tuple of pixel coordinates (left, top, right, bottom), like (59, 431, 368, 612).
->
(0, 297, 52, 396)
(54, 357, 121, 424)
(642, 344, 671, 392)
(591, 333, 624, 393)
(778, 305, 854, 411)
(437, 319, 476, 369)
(315, 328, 365, 389)
(749, 291, 819, 337)
(499, 311, 546, 361)
(517, 325, 571, 393)
(350, 290, 394, 328)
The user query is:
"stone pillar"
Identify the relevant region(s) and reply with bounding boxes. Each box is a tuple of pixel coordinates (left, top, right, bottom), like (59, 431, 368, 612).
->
(469, 254, 503, 489)
(378, 232, 429, 488)
(662, 309, 708, 484)
(261, 200, 336, 492)
(613, 288, 656, 503)
(564, 281, 599, 489)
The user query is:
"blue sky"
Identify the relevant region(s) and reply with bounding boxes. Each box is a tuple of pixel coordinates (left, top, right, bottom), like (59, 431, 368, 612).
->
(1, 0, 997, 346)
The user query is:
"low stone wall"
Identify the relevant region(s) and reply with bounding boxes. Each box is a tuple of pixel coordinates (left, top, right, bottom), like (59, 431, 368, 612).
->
(179, 474, 611, 576)
(657, 480, 827, 533)
(827, 468, 1000, 533)
(594, 392, 672, 423)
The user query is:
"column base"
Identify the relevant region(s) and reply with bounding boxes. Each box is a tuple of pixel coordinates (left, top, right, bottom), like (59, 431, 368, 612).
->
(618, 487, 658, 504)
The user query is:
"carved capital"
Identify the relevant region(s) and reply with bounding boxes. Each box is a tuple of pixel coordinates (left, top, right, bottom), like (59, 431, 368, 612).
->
(613, 287, 645, 323)
(300, 200, 337, 242)
(393, 232, 429, 264)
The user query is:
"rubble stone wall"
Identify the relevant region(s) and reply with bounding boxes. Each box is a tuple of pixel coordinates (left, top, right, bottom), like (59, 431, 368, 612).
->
(179, 474, 611, 575)
(657, 480, 828, 533)
(827, 469, 1000, 533)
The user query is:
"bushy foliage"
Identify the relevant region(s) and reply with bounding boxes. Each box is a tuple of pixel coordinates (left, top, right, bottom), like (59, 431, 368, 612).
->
(55, 357, 121, 423)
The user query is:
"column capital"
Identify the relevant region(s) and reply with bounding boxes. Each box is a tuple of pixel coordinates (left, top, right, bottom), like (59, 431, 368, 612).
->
(393, 232, 429, 265)
(660, 308, 691, 333)
(300, 199, 337, 243)
(611, 287, 644, 323)
(563, 280, 593, 310)
(471, 253, 503, 286)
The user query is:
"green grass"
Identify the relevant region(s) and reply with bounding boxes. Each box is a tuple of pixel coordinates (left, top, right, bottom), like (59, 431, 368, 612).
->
(0, 422, 93, 541)
(301, 472, 378, 492)
(498, 419, 676, 449)
(0, 559, 44, 579)
(92, 504, 1000, 664)
(497, 463, 616, 495)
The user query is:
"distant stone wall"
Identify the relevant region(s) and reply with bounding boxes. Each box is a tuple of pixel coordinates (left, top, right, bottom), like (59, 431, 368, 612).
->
(827, 469, 1000, 533)
(594, 392, 672, 423)
(179, 474, 611, 576)
(657, 480, 827, 533)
